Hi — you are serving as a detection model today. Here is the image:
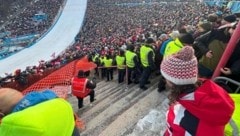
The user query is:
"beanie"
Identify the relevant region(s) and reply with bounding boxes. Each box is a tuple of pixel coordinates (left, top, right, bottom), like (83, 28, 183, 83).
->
(178, 33, 194, 45)
(223, 15, 236, 23)
(160, 46, 198, 85)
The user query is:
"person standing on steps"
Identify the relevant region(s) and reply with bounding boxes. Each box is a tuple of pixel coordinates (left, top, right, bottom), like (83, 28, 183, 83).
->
(125, 44, 140, 85)
(160, 46, 234, 136)
(71, 70, 96, 109)
(116, 49, 126, 83)
(102, 54, 114, 81)
(139, 38, 156, 90)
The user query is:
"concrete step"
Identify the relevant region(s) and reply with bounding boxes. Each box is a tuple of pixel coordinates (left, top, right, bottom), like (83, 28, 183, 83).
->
(68, 74, 167, 136)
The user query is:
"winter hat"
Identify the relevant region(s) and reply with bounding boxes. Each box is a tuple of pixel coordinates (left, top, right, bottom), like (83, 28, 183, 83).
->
(160, 46, 198, 85)
(223, 15, 237, 23)
(178, 33, 194, 45)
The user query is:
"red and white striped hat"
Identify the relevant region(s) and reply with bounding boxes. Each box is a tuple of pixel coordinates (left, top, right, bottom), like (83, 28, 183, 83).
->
(160, 46, 198, 85)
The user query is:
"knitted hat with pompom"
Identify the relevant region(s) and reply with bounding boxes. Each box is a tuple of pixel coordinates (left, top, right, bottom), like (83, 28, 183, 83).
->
(160, 46, 198, 85)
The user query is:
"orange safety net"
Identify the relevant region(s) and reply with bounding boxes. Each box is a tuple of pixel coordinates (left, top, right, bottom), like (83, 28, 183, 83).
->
(22, 60, 77, 97)
(22, 56, 96, 96)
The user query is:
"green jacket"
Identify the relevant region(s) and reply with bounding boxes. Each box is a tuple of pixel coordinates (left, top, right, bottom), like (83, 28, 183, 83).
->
(225, 94, 240, 136)
(164, 38, 183, 58)
(199, 39, 226, 71)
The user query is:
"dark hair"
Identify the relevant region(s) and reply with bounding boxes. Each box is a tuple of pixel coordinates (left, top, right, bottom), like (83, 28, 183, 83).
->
(119, 49, 125, 56)
(127, 44, 134, 51)
(146, 37, 155, 44)
(77, 70, 85, 78)
(178, 33, 194, 45)
(167, 82, 199, 105)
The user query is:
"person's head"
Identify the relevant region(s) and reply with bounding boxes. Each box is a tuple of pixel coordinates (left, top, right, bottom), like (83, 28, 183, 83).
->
(146, 37, 155, 44)
(208, 13, 218, 23)
(222, 14, 237, 25)
(119, 49, 125, 56)
(197, 21, 212, 33)
(178, 33, 194, 46)
(127, 44, 135, 52)
(77, 70, 86, 78)
(160, 46, 198, 104)
(0, 88, 24, 118)
(14, 69, 21, 76)
(169, 30, 180, 40)
(158, 33, 168, 41)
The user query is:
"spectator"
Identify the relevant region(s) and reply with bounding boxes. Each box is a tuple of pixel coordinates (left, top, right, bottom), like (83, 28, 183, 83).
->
(220, 22, 240, 82)
(193, 21, 212, 59)
(139, 37, 156, 90)
(125, 44, 140, 85)
(163, 33, 194, 58)
(102, 54, 114, 81)
(160, 31, 180, 56)
(0, 88, 79, 136)
(197, 22, 232, 78)
(221, 14, 237, 25)
(115, 49, 126, 83)
(160, 46, 234, 135)
(71, 70, 96, 109)
(14, 69, 28, 86)
(207, 13, 221, 29)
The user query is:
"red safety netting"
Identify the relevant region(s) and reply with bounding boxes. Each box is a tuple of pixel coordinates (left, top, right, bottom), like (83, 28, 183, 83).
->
(22, 60, 78, 99)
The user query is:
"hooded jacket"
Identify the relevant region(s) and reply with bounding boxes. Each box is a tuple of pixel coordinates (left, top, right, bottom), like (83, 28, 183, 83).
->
(164, 80, 234, 136)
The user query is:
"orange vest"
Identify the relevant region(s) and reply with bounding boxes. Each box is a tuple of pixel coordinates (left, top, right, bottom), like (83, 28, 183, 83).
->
(71, 77, 90, 98)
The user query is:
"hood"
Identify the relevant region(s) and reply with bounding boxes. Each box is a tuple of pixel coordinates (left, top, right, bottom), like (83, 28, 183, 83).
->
(179, 80, 234, 125)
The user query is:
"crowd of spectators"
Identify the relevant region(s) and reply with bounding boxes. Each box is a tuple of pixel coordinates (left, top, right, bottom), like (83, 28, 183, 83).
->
(0, 0, 65, 58)
(76, 0, 239, 87)
(75, 0, 220, 58)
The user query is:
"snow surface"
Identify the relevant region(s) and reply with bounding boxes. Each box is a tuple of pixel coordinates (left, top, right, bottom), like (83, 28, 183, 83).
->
(0, 0, 87, 77)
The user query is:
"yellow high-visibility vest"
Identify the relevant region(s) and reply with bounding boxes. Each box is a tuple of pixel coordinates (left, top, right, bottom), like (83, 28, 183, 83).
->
(0, 98, 75, 136)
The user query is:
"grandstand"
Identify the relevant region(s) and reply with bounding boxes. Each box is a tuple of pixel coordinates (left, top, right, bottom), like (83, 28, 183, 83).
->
(0, 0, 87, 77)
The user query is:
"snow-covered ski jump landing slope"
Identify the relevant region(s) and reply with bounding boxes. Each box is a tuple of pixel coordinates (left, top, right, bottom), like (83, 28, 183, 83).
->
(0, 0, 87, 76)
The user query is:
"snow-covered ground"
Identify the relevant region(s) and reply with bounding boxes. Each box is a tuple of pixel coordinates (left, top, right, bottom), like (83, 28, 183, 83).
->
(0, 0, 87, 77)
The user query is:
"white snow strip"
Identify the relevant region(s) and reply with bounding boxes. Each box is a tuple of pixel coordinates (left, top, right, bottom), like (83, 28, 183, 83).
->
(0, 0, 87, 76)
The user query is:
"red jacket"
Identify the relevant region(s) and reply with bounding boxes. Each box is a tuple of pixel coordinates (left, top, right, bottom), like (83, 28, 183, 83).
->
(71, 77, 90, 98)
(164, 80, 234, 136)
